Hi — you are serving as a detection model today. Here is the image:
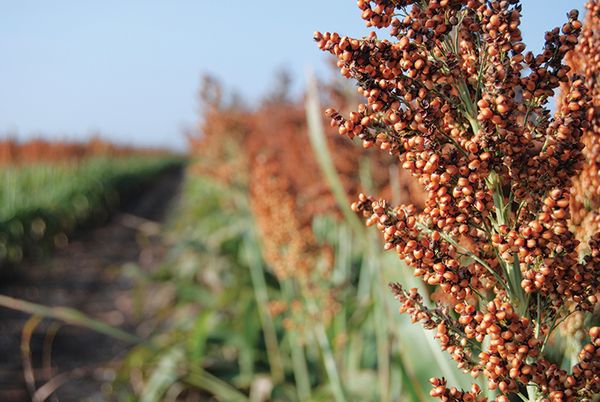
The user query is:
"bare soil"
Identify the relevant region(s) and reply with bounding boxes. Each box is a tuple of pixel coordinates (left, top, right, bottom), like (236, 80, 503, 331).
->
(0, 168, 183, 402)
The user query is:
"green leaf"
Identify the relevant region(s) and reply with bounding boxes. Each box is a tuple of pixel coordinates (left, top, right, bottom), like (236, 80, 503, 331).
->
(140, 347, 185, 402)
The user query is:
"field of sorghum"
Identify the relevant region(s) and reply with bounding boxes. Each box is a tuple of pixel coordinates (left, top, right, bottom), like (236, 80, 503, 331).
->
(115, 0, 600, 398)
(1, 1, 598, 401)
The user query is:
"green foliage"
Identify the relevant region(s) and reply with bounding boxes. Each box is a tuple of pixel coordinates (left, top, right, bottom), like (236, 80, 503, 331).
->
(117, 175, 260, 400)
(0, 156, 182, 269)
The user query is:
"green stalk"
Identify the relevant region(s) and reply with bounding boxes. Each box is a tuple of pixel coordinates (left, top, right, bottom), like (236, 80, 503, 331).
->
(305, 71, 363, 235)
(304, 291, 346, 402)
(288, 333, 311, 402)
(389, 164, 401, 206)
(313, 319, 347, 402)
(242, 237, 285, 383)
(185, 368, 250, 402)
(455, 77, 480, 135)
(395, 350, 428, 402)
(374, 280, 391, 402)
(486, 176, 538, 399)
(486, 172, 529, 313)
(487, 171, 508, 228)
(509, 254, 528, 316)
(368, 247, 391, 402)
(281, 281, 312, 401)
(526, 384, 538, 402)
(358, 156, 375, 195)
(357, 252, 374, 303)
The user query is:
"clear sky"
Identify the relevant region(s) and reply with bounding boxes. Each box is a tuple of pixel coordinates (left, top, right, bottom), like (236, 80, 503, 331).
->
(0, 1, 588, 150)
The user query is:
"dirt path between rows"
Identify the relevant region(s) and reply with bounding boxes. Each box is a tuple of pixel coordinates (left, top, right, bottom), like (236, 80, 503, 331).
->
(0, 167, 183, 402)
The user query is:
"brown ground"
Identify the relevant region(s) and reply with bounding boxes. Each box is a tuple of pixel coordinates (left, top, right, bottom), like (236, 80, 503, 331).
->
(0, 168, 183, 402)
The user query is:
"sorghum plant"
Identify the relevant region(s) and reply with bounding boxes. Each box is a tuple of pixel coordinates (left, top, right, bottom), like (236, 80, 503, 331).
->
(569, 1, 600, 247)
(249, 155, 340, 335)
(316, 1, 599, 400)
(188, 75, 253, 184)
(555, 0, 600, 362)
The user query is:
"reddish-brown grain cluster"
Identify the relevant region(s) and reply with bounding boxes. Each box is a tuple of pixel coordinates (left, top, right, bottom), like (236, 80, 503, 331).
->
(569, 1, 600, 245)
(249, 156, 322, 281)
(187, 75, 253, 183)
(317, 0, 599, 400)
(250, 157, 341, 329)
(190, 73, 426, 209)
(430, 377, 485, 402)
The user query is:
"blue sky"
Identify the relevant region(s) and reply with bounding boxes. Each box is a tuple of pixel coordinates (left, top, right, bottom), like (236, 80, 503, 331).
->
(0, 1, 587, 150)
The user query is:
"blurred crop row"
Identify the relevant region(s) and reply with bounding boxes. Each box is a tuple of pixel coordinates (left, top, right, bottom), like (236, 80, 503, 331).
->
(0, 137, 167, 165)
(0, 141, 181, 271)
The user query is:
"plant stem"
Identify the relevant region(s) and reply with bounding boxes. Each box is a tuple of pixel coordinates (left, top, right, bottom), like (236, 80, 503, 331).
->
(314, 321, 347, 402)
(527, 384, 538, 402)
(185, 368, 250, 402)
(288, 333, 311, 402)
(281, 281, 312, 401)
(305, 70, 363, 235)
(370, 250, 391, 402)
(243, 237, 285, 383)
(486, 172, 529, 314)
(306, 292, 347, 402)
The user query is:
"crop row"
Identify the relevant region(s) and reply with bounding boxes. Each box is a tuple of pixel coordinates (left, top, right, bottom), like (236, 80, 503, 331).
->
(0, 156, 182, 271)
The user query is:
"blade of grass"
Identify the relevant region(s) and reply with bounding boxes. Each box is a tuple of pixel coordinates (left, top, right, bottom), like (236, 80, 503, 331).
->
(305, 70, 363, 235)
(42, 321, 60, 380)
(242, 236, 285, 383)
(281, 281, 312, 401)
(389, 164, 401, 206)
(32, 367, 88, 402)
(0, 294, 140, 343)
(368, 249, 391, 402)
(184, 368, 250, 402)
(140, 347, 184, 402)
(394, 351, 428, 402)
(313, 319, 347, 402)
(21, 315, 43, 398)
